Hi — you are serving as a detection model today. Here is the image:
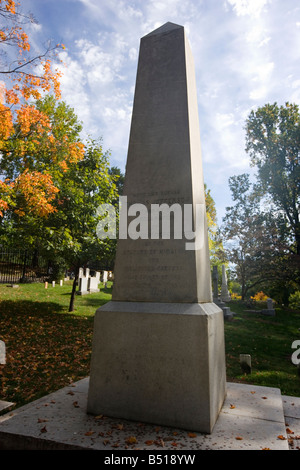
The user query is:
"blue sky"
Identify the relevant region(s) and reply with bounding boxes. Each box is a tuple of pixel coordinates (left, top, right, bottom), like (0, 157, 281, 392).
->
(19, 0, 300, 223)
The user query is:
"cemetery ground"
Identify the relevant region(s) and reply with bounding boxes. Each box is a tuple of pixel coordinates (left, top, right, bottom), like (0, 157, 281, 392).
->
(0, 281, 300, 412)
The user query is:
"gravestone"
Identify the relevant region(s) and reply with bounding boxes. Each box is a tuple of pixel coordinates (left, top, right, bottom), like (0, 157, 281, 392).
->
(0, 340, 5, 365)
(261, 298, 275, 316)
(78, 268, 89, 295)
(240, 354, 252, 374)
(212, 265, 219, 301)
(221, 264, 231, 302)
(102, 270, 108, 285)
(88, 271, 100, 293)
(87, 22, 226, 433)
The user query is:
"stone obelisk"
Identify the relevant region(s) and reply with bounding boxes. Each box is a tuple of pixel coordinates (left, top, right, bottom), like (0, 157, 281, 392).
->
(87, 22, 226, 433)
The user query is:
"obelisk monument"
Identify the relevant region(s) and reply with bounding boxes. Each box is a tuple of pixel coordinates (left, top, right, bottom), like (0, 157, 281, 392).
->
(87, 22, 226, 433)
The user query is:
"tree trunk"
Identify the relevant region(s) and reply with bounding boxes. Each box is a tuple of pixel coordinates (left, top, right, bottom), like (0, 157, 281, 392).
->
(68, 269, 79, 312)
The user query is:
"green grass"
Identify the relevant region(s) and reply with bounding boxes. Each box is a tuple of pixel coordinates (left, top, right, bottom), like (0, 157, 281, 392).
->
(0, 280, 111, 409)
(225, 301, 300, 397)
(0, 283, 300, 411)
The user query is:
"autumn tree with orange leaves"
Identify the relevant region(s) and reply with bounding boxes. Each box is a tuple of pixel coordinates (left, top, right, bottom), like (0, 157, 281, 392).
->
(0, 0, 85, 218)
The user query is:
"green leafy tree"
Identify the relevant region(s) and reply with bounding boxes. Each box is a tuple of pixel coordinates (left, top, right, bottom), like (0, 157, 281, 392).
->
(44, 137, 118, 311)
(221, 174, 290, 300)
(245, 102, 300, 256)
(0, 96, 118, 311)
(204, 184, 226, 268)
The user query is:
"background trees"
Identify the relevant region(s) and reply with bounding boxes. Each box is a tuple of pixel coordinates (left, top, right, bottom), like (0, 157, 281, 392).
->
(222, 102, 300, 304)
(0, 0, 66, 218)
(0, 95, 118, 311)
(245, 102, 300, 257)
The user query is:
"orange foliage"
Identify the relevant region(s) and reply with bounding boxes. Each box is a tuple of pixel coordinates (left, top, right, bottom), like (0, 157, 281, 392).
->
(0, 0, 76, 218)
(251, 291, 269, 302)
(14, 170, 59, 217)
(0, 0, 63, 110)
(16, 104, 51, 135)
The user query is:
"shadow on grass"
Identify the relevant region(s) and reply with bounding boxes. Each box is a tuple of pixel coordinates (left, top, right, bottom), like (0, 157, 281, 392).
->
(0, 299, 66, 317)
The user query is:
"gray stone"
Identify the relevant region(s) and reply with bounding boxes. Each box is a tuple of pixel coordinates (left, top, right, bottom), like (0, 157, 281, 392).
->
(88, 271, 100, 293)
(220, 264, 231, 302)
(0, 401, 14, 413)
(0, 379, 292, 450)
(222, 306, 233, 321)
(261, 308, 276, 316)
(87, 22, 226, 434)
(212, 265, 219, 301)
(78, 272, 89, 295)
(0, 340, 5, 364)
(102, 270, 108, 284)
(88, 302, 226, 433)
(240, 354, 252, 374)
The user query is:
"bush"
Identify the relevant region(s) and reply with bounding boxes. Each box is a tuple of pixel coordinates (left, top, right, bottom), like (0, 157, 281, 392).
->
(289, 291, 300, 310)
(251, 291, 268, 302)
(231, 292, 242, 300)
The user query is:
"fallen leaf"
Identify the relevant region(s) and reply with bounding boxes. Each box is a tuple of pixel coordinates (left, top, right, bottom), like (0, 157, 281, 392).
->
(40, 425, 47, 433)
(103, 439, 110, 446)
(188, 432, 197, 438)
(235, 436, 243, 440)
(171, 442, 178, 447)
(261, 396, 268, 399)
(72, 401, 80, 408)
(230, 404, 236, 409)
(277, 435, 287, 440)
(125, 436, 137, 445)
(85, 431, 95, 436)
(251, 391, 256, 394)
(286, 428, 294, 434)
(262, 448, 270, 450)
(154, 438, 165, 447)
(145, 440, 154, 446)
(37, 418, 48, 423)
(117, 424, 124, 430)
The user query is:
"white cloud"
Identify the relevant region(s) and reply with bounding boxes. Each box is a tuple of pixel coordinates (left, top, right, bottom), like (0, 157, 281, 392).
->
(21, 0, 299, 220)
(226, 0, 271, 18)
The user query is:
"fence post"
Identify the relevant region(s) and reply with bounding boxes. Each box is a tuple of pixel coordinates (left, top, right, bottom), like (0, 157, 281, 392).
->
(21, 250, 28, 283)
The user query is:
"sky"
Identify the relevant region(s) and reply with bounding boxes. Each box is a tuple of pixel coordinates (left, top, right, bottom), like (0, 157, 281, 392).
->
(17, 0, 300, 223)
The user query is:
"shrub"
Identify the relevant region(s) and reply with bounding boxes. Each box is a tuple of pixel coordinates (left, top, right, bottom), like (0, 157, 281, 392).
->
(231, 292, 242, 300)
(251, 291, 268, 302)
(289, 291, 300, 310)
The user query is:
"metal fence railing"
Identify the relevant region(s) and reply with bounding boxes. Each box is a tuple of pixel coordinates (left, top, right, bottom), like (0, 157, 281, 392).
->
(0, 249, 49, 284)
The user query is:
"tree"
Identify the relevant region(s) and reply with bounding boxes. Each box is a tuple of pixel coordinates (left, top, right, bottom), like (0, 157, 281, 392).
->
(0, 0, 66, 218)
(245, 102, 300, 256)
(222, 173, 298, 301)
(0, 96, 118, 311)
(204, 184, 226, 268)
(0, 95, 85, 218)
(0, 0, 63, 104)
(43, 137, 118, 312)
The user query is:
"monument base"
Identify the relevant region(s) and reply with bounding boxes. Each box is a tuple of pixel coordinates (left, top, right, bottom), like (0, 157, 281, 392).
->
(87, 301, 227, 433)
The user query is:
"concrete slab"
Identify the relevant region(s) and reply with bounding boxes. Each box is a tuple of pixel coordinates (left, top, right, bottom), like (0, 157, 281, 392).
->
(0, 401, 14, 414)
(0, 378, 291, 450)
(282, 395, 300, 450)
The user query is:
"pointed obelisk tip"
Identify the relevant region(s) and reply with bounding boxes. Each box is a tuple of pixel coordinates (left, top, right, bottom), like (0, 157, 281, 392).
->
(143, 22, 184, 38)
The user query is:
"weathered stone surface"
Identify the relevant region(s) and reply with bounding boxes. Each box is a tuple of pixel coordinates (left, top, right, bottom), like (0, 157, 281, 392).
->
(87, 22, 226, 433)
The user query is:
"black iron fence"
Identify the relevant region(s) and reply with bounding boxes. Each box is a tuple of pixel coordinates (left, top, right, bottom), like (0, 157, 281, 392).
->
(0, 249, 49, 284)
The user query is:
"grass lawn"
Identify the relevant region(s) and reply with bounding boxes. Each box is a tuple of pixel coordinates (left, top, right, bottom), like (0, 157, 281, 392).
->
(0, 281, 300, 411)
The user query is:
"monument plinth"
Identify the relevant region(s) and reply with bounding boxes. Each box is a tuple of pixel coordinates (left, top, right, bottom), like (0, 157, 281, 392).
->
(87, 22, 226, 433)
